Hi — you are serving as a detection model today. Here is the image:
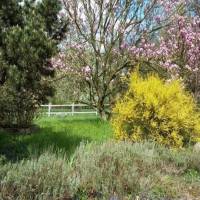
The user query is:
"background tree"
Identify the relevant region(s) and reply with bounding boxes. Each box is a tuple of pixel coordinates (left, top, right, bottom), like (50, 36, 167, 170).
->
(52, 0, 181, 119)
(49, 71, 83, 104)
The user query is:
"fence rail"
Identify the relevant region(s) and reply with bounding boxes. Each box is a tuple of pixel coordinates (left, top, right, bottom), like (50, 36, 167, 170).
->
(40, 103, 98, 116)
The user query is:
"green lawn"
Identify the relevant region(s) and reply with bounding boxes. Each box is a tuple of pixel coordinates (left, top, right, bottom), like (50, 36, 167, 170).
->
(0, 115, 112, 161)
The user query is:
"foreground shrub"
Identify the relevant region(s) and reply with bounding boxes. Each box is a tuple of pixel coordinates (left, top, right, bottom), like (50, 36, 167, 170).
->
(67, 141, 200, 199)
(0, 152, 71, 200)
(1, 141, 200, 199)
(112, 72, 200, 148)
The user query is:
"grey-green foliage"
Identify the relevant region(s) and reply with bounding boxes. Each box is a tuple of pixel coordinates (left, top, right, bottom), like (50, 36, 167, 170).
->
(1, 141, 200, 200)
(67, 141, 200, 199)
(0, 152, 70, 200)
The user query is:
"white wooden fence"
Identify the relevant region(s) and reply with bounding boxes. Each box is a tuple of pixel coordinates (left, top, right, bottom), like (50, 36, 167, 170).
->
(41, 103, 98, 116)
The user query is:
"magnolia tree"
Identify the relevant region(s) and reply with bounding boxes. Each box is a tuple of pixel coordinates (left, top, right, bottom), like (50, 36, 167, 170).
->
(52, 0, 180, 119)
(129, 2, 200, 99)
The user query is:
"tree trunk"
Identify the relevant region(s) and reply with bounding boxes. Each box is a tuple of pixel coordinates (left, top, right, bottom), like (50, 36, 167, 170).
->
(98, 100, 109, 120)
(99, 109, 108, 120)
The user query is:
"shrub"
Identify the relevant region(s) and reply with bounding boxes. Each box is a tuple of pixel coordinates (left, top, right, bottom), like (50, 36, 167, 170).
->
(66, 141, 200, 199)
(112, 72, 200, 148)
(1, 141, 200, 199)
(0, 152, 71, 200)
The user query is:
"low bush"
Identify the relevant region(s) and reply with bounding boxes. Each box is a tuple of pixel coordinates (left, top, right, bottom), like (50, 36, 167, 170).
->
(112, 72, 200, 148)
(0, 152, 71, 200)
(67, 141, 200, 199)
(1, 141, 200, 199)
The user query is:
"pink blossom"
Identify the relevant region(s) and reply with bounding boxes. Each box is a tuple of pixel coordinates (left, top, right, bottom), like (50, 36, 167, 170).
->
(82, 65, 91, 74)
(129, 11, 200, 79)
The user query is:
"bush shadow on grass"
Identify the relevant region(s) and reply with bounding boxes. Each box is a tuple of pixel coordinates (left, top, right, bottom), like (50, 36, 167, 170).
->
(0, 126, 91, 162)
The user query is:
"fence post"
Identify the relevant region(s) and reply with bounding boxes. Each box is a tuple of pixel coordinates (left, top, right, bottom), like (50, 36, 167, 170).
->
(48, 103, 51, 117)
(72, 103, 74, 116)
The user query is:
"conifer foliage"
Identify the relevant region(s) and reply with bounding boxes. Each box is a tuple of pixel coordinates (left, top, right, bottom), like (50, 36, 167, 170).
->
(0, 0, 66, 128)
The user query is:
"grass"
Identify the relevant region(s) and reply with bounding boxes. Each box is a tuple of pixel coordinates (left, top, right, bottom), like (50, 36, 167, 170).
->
(0, 115, 112, 161)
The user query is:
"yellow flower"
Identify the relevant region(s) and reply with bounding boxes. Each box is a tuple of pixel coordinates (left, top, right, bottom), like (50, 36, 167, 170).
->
(112, 72, 200, 148)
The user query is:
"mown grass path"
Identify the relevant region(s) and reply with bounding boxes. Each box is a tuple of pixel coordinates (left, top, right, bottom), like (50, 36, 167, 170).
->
(0, 116, 112, 161)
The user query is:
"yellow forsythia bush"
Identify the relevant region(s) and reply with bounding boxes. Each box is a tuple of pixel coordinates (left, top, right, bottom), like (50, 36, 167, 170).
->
(112, 72, 200, 148)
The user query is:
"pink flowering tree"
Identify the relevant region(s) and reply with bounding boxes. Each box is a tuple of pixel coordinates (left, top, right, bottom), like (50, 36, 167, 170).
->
(129, 9, 200, 99)
(52, 0, 180, 119)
